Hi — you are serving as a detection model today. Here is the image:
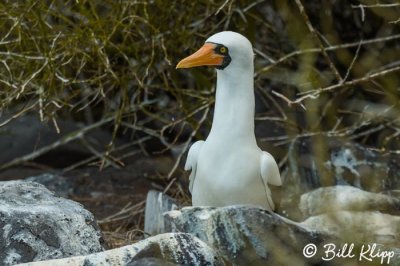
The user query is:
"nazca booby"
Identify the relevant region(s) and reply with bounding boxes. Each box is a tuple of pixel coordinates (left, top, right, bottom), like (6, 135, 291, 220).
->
(176, 31, 282, 211)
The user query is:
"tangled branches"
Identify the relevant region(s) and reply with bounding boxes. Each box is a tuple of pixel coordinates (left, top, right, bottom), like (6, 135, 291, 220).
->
(0, 0, 399, 172)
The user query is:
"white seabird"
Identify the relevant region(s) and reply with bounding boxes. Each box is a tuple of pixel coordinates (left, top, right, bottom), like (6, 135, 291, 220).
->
(176, 31, 282, 211)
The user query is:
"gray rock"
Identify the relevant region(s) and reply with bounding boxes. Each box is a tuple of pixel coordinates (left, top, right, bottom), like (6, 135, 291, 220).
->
(300, 186, 400, 217)
(164, 206, 331, 266)
(385, 189, 400, 198)
(144, 190, 179, 236)
(301, 211, 400, 247)
(0, 180, 104, 265)
(20, 233, 225, 266)
(280, 137, 400, 220)
(25, 173, 71, 198)
(300, 187, 400, 263)
(125, 257, 178, 266)
(285, 136, 400, 192)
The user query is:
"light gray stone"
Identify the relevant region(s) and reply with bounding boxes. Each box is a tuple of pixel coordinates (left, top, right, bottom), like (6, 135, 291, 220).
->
(19, 233, 225, 266)
(299, 187, 400, 264)
(144, 190, 180, 236)
(301, 211, 400, 247)
(299, 185, 400, 217)
(0, 180, 104, 265)
(125, 257, 178, 266)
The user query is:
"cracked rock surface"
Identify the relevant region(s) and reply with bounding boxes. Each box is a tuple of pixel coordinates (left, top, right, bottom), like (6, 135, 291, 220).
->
(164, 206, 330, 266)
(0, 180, 105, 265)
(20, 233, 224, 266)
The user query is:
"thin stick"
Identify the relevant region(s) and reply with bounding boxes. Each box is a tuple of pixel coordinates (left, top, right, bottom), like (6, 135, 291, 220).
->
(294, 0, 343, 82)
(342, 40, 362, 82)
(0, 116, 114, 170)
(275, 65, 400, 106)
(0, 103, 37, 127)
(255, 34, 400, 76)
(167, 106, 210, 180)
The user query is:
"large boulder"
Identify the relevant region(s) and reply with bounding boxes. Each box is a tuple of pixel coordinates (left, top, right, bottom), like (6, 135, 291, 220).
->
(164, 206, 331, 266)
(0, 180, 105, 265)
(163, 206, 400, 265)
(282, 137, 400, 220)
(19, 233, 225, 266)
(299, 186, 400, 254)
(299, 186, 400, 264)
(301, 211, 400, 247)
(299, 185, 400, 217)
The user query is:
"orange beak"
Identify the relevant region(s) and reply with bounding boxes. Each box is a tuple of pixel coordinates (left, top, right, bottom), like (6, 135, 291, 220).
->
(176, 43, 224, 69)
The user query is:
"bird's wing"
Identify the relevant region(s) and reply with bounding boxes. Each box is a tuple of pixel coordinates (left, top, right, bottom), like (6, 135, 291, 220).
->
(185, 140, 204, 193)
(260, 151, 282, 186)
(260, 151, 282, 210)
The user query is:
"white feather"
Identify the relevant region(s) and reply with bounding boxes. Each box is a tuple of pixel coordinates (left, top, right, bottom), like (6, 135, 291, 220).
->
(261, 151, 282, 186)
(185, 141, 204, 193)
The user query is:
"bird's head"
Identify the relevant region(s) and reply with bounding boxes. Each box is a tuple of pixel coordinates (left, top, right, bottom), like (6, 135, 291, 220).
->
(176, 31, 253, 71)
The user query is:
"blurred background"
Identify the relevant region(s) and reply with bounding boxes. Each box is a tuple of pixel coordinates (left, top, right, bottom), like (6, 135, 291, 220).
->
(0, 0, 399, 248)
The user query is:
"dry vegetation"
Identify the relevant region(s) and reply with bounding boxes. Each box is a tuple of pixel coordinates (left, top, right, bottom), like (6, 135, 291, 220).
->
(0, 0, 399, 247)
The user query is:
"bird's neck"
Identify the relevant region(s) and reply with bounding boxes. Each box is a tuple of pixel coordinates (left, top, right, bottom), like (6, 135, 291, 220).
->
(208, 66, 256, 145)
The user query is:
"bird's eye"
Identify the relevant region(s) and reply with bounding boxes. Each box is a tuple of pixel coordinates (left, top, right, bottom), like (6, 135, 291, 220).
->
(219, 46, 227, 54)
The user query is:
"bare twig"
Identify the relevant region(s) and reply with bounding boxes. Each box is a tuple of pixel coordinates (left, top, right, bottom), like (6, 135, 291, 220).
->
(342, 40, 362, 82)
(277, 65, 400, 106)
(255, 34, 400, 76)
(352, 3, 400, 9)
(294, 0, 343, 82)
(16, 59, 48, 99)
(167, 106, 210, 180)
(0, 117, 114, 170)
(98, 200, 145, 224)
(304, 65, 400, 95)
(160, 101, 212, 151)
(0, 103, 37, 127)
(271, 90, 307, 110)
(215, 0, 232, 15)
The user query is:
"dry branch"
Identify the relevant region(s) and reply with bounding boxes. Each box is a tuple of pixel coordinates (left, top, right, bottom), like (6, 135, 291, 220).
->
(294, 0, 343, 82)
(0, 117, 114, 171)
(255, 34, 400, 76)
